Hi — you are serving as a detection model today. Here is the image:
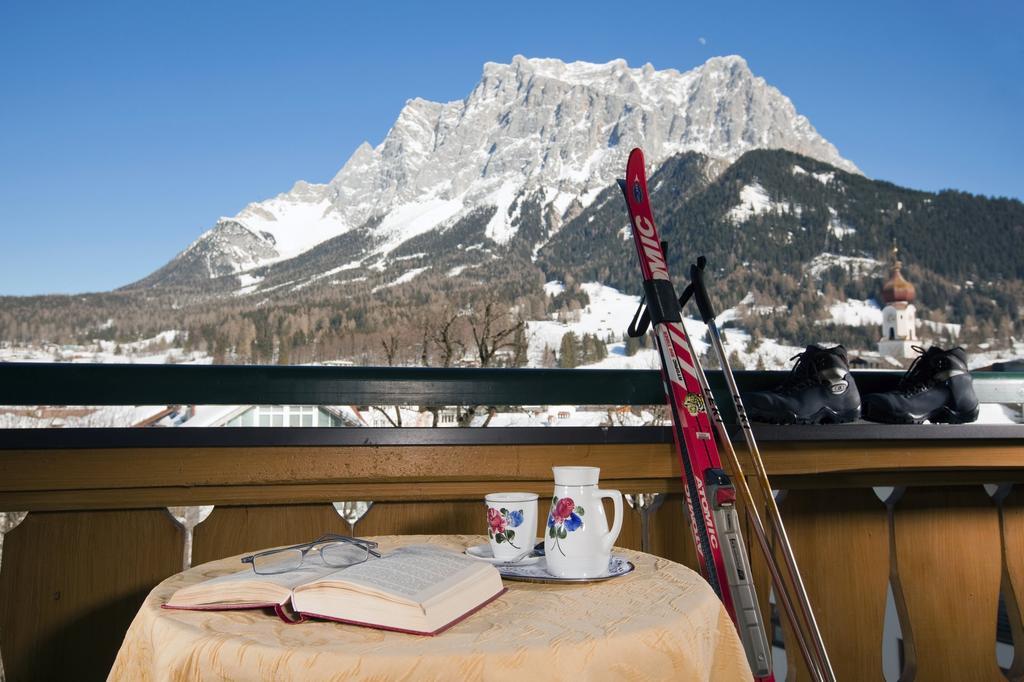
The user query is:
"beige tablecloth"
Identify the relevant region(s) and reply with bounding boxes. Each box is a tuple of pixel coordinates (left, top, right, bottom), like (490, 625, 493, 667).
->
(109, 535, 752, 681)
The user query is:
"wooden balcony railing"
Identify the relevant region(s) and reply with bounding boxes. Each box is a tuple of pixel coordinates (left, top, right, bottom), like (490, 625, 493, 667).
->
(1, 364, 1023, 681)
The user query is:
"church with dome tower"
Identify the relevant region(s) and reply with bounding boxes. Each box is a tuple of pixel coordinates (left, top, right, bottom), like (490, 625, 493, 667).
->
(877, 244, 919, 361)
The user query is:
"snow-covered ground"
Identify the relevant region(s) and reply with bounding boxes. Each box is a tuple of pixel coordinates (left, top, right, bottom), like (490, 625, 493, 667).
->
(2, 286, 1019, 377)
(231, 186, 351, 266)
(978, 403, 1022, 424)
(968, 340, 1024, 370)
(527, 281, 805, 371)
(792, 164, 834, 185)
(826, 207, 856, 239)
(920, 318, 962, 339)
(0, 330, 211, 365)
(0, 331, 214, 427)
(806, 253, 882, 279)
(469, 404, 659, 427)
(2, 284, 1021, 427)
(825, 299, 883, 327)
(371, 266, 430, 293)
(0, 404, 170, 429)
(525, 282, 1022, 423)
(726, 183, 793, 223)
(526, 282, 656, 368)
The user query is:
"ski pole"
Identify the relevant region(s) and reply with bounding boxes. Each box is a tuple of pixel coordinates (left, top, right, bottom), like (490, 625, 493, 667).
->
(670, 282, 820, 679)
(689, 256, 836, 682)
(627, 268, 828, 678)
(687, 325, 825, 682)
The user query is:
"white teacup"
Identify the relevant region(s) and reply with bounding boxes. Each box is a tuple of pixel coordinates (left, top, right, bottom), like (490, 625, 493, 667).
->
(485, 492, 538, 561)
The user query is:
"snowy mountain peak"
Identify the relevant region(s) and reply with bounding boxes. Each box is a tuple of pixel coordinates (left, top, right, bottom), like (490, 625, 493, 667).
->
(331, 142, 376, 183)
(144, 55, 860, 286)
(705, 54, 750, 69)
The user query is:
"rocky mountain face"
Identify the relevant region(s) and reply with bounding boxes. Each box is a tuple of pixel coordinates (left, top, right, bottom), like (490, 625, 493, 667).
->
(7, 55, 1021, 363)
(4, 146, 1022, 363)
(128, 55, 858, 291)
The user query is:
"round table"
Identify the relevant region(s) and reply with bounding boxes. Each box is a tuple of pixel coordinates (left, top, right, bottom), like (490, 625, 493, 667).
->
(109, 535, 752, 681)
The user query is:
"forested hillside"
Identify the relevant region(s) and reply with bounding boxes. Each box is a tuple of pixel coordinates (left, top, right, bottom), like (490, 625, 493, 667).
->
(2, 150, 1021, 366)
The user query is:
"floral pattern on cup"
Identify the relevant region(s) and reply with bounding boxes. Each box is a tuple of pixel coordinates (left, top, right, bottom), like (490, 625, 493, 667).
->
(488, 506, 525, 548)
(547, 496, 585, 556)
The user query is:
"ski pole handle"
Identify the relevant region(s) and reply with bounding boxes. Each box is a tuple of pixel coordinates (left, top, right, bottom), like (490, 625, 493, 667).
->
(689, 256, 717, 324)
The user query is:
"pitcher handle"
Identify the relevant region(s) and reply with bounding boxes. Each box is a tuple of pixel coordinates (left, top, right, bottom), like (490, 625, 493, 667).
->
(598, 488, 623, 553)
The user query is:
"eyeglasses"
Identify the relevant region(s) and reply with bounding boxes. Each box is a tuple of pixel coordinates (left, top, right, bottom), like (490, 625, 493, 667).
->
(241, 534, 381, 574)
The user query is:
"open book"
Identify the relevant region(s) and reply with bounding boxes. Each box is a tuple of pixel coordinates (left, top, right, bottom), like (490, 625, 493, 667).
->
(164, 545, 505, 635)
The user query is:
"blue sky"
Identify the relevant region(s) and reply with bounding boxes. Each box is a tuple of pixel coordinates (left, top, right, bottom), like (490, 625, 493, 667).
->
(1, 0, 1021, 295)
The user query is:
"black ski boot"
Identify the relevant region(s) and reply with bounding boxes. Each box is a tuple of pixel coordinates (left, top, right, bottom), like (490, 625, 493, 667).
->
(863, 346, 979, 424)
(743, 345, 861, 425)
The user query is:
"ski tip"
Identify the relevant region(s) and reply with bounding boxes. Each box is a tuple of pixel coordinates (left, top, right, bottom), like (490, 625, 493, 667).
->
(628, 147, 645, 164)
(617, 178, 633, 205)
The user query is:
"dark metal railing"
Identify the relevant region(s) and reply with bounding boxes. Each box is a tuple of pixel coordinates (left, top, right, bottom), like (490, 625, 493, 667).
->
(4, 362, 1021, 407)
(0, 364, 664, 406)
(0, 364, 1021, 449)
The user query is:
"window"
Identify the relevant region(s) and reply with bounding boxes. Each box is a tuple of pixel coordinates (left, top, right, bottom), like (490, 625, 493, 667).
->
(239, 405, 329, 427)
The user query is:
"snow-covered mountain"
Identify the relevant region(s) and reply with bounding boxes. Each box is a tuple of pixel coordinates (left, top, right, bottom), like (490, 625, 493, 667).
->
(133, 55, 858, 288)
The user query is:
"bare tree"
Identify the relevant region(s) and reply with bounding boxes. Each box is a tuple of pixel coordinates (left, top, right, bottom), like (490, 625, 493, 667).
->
(469, 303, 525, 368)
(457, 405, 497, 428)
(480, 406, 498, 427)
(419, 320, 431, 368)
(381, 335, 400, 366)
(418, 319, 440, 427)
(430, 310, 465, 368)
(374, 334, 402, 427)
(370, 405, 402, 427)
(456, 304, 525, 427)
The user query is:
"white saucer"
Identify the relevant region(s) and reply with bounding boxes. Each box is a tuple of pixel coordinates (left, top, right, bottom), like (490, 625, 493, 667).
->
(465, 544, 544, 566)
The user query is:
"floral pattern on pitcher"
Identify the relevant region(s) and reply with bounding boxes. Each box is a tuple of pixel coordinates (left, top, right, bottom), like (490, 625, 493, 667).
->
(547, 496, 585, 556)
(488, 507, 525, 548)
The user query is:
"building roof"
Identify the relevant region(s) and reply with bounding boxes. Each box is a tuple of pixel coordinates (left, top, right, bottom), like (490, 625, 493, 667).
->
(881, 245, 916, 304)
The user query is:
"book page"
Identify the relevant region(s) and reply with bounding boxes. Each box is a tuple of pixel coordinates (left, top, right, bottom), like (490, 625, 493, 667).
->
(167, 553, 341, 606)
(314, 545, 487, 604)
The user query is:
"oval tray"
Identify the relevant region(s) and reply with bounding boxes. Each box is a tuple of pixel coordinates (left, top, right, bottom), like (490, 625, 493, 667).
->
(497, 554, 634, 583)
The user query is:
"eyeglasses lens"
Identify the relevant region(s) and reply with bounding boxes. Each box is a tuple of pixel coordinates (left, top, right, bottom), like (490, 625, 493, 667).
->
(252, 548, 304, 574)
(320, 541, 370, 567)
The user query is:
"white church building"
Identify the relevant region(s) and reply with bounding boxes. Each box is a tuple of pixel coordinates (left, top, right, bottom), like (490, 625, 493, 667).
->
(877, 245, 919, 361)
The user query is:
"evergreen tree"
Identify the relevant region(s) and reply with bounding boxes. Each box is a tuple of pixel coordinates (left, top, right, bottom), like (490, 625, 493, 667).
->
(582, 333, 607, 362)
(558, 331, 580, 368)
(624, 334, 642, 357)
(511, 323, 529, 367)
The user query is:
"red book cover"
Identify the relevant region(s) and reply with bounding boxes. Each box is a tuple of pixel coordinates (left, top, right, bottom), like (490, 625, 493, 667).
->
(162, 602, 280, 612)
(161, 587, 507, 632)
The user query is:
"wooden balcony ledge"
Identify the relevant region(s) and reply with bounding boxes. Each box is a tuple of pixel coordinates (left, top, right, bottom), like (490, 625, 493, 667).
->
(0, 364, 1022, 680)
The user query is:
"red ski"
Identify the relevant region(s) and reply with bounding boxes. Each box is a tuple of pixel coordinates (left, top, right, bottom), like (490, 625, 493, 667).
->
(619, 148, 773, 680)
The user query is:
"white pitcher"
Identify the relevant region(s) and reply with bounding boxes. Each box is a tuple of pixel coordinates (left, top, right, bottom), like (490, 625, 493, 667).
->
(544, 466, 623, 578)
